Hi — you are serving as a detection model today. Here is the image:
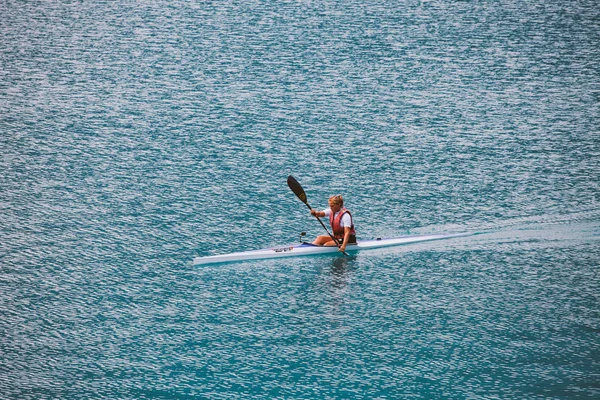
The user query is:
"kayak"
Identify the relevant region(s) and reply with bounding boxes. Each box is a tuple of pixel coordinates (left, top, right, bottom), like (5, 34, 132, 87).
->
(193, 232, 470, 266)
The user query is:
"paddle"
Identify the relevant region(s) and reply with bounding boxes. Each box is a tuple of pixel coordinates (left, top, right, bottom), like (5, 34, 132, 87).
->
(287, 175, 349, 256)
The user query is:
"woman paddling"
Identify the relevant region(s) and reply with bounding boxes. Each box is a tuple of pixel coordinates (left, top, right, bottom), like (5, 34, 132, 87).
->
(310, 195, 356, 252)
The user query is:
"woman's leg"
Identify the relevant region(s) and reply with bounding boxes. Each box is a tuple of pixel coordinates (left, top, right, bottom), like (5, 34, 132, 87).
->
(313, 235, 337, 246)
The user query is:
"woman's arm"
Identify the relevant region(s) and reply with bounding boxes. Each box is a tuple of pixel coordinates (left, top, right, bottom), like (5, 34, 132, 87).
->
(310, 209, 325, 218)
(340, 226, 352, 252)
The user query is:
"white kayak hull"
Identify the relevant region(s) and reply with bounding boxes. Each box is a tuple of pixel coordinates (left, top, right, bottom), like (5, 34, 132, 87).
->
(193, 232, 470, 266)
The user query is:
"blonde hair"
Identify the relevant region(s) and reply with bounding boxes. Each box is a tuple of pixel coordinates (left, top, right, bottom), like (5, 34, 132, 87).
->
(328, 195, 344, 206)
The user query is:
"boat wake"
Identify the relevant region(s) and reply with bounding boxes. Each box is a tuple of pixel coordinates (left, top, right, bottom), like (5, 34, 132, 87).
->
(391, 219, 600, 257)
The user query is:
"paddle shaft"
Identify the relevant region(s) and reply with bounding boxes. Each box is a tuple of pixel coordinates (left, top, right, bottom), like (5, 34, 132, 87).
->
(303, 202, 342, 245)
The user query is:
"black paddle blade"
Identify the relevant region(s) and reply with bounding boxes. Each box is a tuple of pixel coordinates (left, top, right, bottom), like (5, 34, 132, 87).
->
(287, 175, 308, 204)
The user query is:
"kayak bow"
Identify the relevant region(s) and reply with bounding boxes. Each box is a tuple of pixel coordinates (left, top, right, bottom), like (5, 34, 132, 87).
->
(193, 232, 470, 266)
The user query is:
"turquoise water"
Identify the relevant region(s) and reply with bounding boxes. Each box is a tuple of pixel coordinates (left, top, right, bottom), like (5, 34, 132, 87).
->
(2, 0, 599, 398)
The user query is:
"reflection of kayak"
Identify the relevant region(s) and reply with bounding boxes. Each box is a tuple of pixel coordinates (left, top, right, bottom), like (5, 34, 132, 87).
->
(193, 232, 471, 266)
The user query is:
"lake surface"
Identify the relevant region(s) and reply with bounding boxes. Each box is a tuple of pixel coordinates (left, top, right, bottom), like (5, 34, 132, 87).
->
(1, 0, 599, 398)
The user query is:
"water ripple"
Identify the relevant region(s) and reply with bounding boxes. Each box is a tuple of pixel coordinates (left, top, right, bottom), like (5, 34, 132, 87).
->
(2, 0, 599, 398)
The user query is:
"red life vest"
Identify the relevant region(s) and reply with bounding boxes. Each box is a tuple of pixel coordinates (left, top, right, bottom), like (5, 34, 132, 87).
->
(329, 207, 356, 239)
